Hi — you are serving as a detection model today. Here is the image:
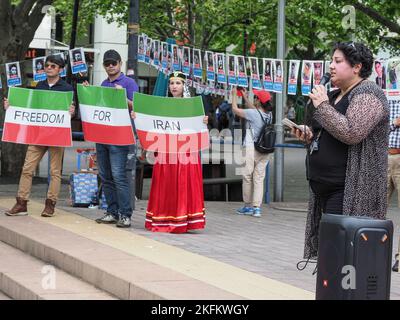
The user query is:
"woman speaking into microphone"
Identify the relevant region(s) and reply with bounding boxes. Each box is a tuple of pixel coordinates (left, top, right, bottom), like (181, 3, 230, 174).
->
(292, 42, 390, 260)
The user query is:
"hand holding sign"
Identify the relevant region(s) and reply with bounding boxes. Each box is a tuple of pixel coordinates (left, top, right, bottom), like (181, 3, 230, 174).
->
(3, 98, 9, 110)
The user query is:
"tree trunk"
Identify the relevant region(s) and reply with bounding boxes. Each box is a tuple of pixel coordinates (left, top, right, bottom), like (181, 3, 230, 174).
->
(0, 0, 53, 177)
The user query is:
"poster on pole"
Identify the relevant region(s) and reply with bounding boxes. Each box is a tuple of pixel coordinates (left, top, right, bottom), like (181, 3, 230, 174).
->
(263, 58, 274, 91)
(236, 55, 248, 88)
(386, 58, 400, 92)
(216, 53, 227, 84)
(6, 62, 22, 87)
(69, 47, 87, 74)
(193, 49, 202, 78)
(171, 44, 181, 72)
(312, 61, 324, 85)
(287, 60, 300, 95)
(227, 55, 237, 86)
(145, 37, 152, 64)
(182, 46, 191, 76)
(272, 59, 283, 93)
(205, 51, 215, 82)
(301, 60, 313, 96)
(138, 34, 146, 62)
(152, 40, 160, 67)
(249, 57, 262, 90)
(161, 42, 168, 71)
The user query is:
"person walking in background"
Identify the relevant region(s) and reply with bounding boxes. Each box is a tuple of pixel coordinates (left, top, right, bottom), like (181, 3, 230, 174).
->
(93, 50, 138, 228)
(232, 87, 273, 218)
(3, 55, 74, 218)
(292, 42, 389, 260)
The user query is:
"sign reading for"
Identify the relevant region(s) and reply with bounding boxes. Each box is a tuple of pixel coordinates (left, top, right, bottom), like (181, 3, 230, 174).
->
(77, 84, 135, 145)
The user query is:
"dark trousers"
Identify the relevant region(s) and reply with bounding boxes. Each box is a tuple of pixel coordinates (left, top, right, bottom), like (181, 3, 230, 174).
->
(309, 180, 344, 214)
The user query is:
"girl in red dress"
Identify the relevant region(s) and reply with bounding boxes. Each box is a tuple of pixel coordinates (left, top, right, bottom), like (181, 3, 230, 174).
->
(145, 72, 208, 233)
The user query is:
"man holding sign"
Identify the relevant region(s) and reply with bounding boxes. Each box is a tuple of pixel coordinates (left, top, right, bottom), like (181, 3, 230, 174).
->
(3, 55, 74, 217)
(86, 50, 138, 228)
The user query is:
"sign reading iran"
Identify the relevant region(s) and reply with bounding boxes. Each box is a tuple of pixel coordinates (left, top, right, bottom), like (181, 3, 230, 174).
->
(2, 87, 73, 147)
(134, 93, 209, 153)
(77, 84, 135, 145)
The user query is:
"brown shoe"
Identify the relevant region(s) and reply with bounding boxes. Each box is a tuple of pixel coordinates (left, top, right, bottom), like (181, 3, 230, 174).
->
(5, 197, 28, 216)
(41, 199, 56, 217)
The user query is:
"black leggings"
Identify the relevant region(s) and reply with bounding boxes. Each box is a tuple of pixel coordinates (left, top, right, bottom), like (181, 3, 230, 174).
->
(309, 180, 344, 214)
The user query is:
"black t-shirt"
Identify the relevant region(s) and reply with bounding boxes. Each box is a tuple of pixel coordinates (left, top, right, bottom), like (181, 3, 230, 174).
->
(35, 78, 73, 92)
(308, 89, 351, 186)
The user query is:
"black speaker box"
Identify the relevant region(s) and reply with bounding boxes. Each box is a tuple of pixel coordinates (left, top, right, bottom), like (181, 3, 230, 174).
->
(316, 214, 393, 300)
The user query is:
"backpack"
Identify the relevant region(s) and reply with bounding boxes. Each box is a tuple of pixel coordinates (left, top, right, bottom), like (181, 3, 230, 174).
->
(254, 109, 276, 154)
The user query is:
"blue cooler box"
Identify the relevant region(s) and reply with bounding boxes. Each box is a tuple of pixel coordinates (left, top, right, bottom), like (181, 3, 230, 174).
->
(69, 172, 98, 207)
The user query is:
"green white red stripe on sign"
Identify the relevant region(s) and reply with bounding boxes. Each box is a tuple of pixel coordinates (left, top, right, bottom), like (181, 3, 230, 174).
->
(2, 87, 73, 147)
(77, 84, 135, 145)
(134, 93, 209, 153)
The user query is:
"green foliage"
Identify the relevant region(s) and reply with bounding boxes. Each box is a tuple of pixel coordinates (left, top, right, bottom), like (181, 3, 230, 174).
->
(52, 0, 400, 58)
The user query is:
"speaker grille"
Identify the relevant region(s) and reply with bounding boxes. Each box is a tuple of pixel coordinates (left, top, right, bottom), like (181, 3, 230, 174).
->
(366, 275, 378, 298)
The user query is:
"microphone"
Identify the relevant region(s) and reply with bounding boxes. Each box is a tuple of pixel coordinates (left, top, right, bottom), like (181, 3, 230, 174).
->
(306, 72, 331, 107)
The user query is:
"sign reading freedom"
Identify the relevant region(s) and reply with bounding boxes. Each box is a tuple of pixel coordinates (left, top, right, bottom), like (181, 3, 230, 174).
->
(77, 84, 135, 145)
(134, 93, 209, 153)
(2, 87, 73, 147)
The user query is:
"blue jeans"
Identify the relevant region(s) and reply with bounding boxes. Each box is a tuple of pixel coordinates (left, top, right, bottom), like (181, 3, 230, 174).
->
(96, 144, 132, 218)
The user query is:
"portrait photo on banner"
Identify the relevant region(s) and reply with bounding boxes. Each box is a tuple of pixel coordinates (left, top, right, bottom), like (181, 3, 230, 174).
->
(263, 58, 274, 91)
(6, 62, 22, 87)
(227, 54, 237, 86)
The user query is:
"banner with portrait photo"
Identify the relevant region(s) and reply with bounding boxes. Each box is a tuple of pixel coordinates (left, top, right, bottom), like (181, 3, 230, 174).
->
(312, 61, 324, 86)
(6, 62, 22, 87)
(386, 58, 400, 92)
(287, 60, 300, 95)
(192, 49, 202, 78)
(138, 34, 146, 62)
(145, 37, 152, 64)
(273, 59, 283, 93)
(182, 46, 191, 76)
(32, 57, 47, 82)
(216, 53, 227, 84)
(236, 55, 248, 88)
(372, 59, 386, 90)
(171, 44, 181, 72)
(152, 40, 160, 67)
(205, 51, 215, 82)
(248, 57, 261, 90)
(263, 58, 274, 92)
(161, 42, 169, 71)
(325, 60, 337, 92)
(227, 54, 237, 86)
(301, 60, 313, 96)
(69, 47, 87, 74)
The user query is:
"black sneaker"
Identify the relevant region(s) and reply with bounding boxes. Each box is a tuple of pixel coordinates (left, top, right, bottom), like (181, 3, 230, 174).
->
(116, 216, 131, 228)
(96, 213, 118, 224)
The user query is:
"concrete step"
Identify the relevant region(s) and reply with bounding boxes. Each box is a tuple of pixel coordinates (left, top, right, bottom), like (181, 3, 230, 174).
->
(0, 214, 242, 300)
(0, 291, 11, 300)
(0, 241, 116, 300)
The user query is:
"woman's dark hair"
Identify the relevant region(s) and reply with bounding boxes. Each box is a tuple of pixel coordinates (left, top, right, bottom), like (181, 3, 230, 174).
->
(333, 42, 373, 79)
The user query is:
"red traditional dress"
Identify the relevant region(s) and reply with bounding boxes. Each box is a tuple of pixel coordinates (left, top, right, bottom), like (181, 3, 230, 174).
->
(145, 152, 206, 233)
